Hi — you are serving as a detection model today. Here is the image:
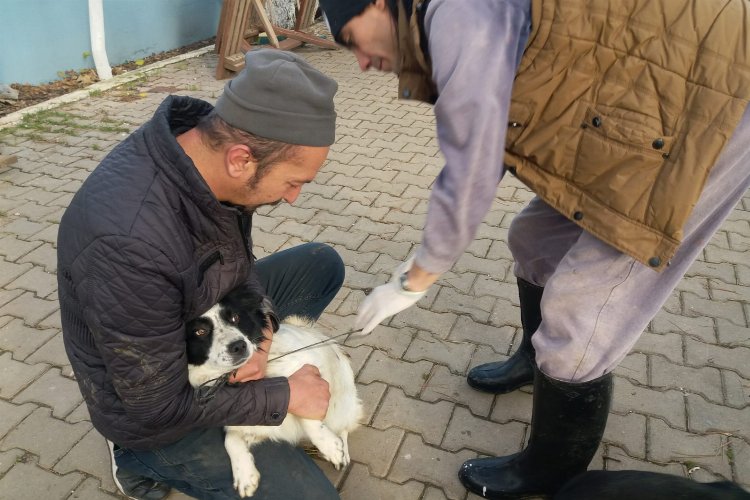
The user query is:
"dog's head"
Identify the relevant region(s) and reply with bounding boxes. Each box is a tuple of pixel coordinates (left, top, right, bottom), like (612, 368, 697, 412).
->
(185, 285, 275, 380)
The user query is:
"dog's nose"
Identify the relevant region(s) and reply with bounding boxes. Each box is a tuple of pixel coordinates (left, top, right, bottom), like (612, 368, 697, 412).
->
(228, 339, 247, 356)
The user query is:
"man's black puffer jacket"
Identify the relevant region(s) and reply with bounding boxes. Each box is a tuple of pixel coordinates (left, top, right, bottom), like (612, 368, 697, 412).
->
(57, 96, 289, 450)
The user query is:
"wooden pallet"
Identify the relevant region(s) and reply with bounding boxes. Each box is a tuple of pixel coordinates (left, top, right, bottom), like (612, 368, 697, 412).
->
(215, 0, 338, 79)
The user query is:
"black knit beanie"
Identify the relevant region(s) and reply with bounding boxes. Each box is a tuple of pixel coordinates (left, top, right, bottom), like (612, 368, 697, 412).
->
(318, 0, 373, 43)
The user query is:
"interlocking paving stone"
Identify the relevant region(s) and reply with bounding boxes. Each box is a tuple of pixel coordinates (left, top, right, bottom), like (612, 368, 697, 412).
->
(389, 433, 475, 500)
(0, 318, 57, 361)
(686, 393, 750, 441)
(403, 334, 475, 374)
(373, 387, 453, 446)
(0, 400, 36, 441)
(0, 260, 32, 288)
(54, 428, 118, 493)
(613, 352, 648, 385)
(355, 381, 387, 426)
(448, 316, 515, 356)
(683, 292, 746, 326)
(6, 266, 57, 298)
(632, 331, 684, 364)
(347, 425, 405, 477)
(421, 365, 495, 418)
(1, 406, 91, 468)
(340, 463, 423, 500)
(345, 324, 412, 359)
(0, 460, 84, 500)
(647, 418, 733, 479)
(13, 367, 82, 419)
(716, 318, 750, 346)
(685, 337, 750, 378)
(390, 307, 458, 339)
(651, 309, 717, 343)
(604, 412, 647, 458)
(0, 448, 25, 476)
(16, 242, 57, 273)
(0, 353, 47, 398)
(358, 351, 432, 397)
(0, 292, 59, 326)
(604, 445, 686, 476)
(722, 370, 750, 407)
(650, 356, 724, 404)
(0, 236, 42, 262)
(613, 378, 686, 429)
(68, 477, 121, 500)
(442, 406, 526, 456)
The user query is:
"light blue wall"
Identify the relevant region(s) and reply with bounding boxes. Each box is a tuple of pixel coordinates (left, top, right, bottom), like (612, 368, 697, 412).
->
(0, 0, 222, 85)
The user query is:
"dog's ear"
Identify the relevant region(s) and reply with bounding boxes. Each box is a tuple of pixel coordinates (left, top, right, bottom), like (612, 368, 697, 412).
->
(261, 297, 280, 333)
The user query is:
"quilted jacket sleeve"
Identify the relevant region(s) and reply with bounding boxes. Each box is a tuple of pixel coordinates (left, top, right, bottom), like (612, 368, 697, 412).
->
(81, 235, 289, 430)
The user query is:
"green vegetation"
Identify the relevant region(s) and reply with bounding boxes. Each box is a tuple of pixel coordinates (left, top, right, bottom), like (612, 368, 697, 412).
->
(0, 109, 130, 141)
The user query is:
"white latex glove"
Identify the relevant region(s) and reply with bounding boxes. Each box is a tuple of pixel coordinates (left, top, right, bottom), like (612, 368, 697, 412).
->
(355, 257, 427, 335)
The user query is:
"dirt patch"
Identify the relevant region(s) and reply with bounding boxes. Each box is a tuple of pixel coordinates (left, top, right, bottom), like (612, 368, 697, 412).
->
(0, 38, 214, 119)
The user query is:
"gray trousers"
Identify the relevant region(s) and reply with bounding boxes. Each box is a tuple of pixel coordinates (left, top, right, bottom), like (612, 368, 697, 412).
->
(508, 106, 750, 382)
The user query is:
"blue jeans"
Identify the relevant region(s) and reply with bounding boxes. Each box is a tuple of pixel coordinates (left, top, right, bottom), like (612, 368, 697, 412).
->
(115, 243, 344, 499)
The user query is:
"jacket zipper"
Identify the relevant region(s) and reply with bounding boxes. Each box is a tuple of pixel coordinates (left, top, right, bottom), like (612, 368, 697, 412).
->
(236, 212, 255, 263)
(198, 250, 224, 285)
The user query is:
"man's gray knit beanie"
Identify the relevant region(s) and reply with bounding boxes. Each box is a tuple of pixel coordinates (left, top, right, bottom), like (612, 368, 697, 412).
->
(215, 49, 338, 147)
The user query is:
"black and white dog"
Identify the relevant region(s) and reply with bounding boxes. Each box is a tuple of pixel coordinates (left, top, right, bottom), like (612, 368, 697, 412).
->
(185, 285, 362, 498)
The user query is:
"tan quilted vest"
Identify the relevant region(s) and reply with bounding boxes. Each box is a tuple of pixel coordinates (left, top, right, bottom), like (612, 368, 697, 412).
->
(398, 0, 750, 270)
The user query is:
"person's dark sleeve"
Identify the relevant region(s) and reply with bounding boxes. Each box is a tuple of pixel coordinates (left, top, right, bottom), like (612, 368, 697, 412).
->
(80, 235, 289, 430)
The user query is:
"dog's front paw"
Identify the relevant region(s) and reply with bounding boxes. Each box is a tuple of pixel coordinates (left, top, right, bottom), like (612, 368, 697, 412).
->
(317, 435, 347, 470)
(233, 465, 260, 498)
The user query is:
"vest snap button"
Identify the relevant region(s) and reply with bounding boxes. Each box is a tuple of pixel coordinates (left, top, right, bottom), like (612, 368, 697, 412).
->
(652, 138, 665, 150)
(648, 257, 661, 267)
(402, 88, 411, 98)
(591, 116, 602, 127)
(573, 211, 584, 220)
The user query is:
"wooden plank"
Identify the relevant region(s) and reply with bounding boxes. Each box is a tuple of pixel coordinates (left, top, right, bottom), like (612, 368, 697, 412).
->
(274, 26, 338, 49)
(252, 0, 280, 48)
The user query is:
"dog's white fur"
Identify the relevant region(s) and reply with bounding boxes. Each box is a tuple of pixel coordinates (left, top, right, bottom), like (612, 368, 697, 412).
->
(188, 309, 362, 498)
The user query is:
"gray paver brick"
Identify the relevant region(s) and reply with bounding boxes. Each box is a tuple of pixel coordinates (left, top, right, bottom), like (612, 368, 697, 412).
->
(390, 306, 457, 339)
(604, 445, 686, 476)
(421, 365, 494, 417)
(356, 382, 387, 425)
(716, 318, 750, 346)
(54, 428, 117, 493)
(613, 352, 648, 385)
(432, 288, 495, 323)
(449, 316, 516, 355)
(685, 337, 750, 378)
(6, 266, 57, 298)
(340, 463, 423, 500)
(0, 218, 48, 238)
(373, 387, 453, 446)
(0, 448, 25, 475)
(651, 309, 716, 343)
(686, 394, 750, 441)
(0, 235, 42, 262)
(13, 367, 82, 419)
(17, 242, 57, 273)
(604, 412, 647, 458)
(633, 331, 683, 364)
(722, 370, 750, 407)
(345, 324, 413, 359)
(0, 461, 83, 500)
(347, 425, 405, 478)
(682, 292, 746, 326)
(0, 260, 32, 287)
(650, 356, 723, 404)
(443, 406, 526, 456)
(0, 352, 47, 398)
(490, 389, 533, 424)
(69, 477, 121, 500)
(403, 334, 475, 374)
(389, 433, 475, 500)
(612, 378, 686, 429)
(0, 318, 57, 361)
(0, 400, 36, 440)
(358, 351, 432, 397)
(732, 438, 750, 487)
(0, 292, 59, 326)
(648, 418, 733, 479)
(1, 407, 91, 468)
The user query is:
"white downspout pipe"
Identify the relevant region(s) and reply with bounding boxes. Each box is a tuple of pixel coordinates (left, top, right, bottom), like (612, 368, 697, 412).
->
(88, 0, 113, 80)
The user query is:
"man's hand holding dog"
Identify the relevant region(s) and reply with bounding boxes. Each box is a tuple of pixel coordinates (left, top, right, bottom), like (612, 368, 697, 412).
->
(287, 364, 330, 420)
(229, 327, 273, 383)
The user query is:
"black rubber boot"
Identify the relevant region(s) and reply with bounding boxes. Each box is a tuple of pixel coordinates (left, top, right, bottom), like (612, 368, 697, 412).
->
(467, 278, 543, 393)
(458, 369, 613, 499)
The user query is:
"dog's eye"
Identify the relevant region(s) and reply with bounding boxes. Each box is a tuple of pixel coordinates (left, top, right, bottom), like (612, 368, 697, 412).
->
(229, 313, 240, 324)
(195, 328, 208, 337)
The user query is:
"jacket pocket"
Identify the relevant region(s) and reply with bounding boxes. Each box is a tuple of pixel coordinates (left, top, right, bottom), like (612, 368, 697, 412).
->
(197, 250, 224, 286)
(573, 106, 674, 214)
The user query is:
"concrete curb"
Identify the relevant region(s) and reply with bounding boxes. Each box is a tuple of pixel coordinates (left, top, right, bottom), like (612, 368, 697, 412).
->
(0, 44, 216, 130)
